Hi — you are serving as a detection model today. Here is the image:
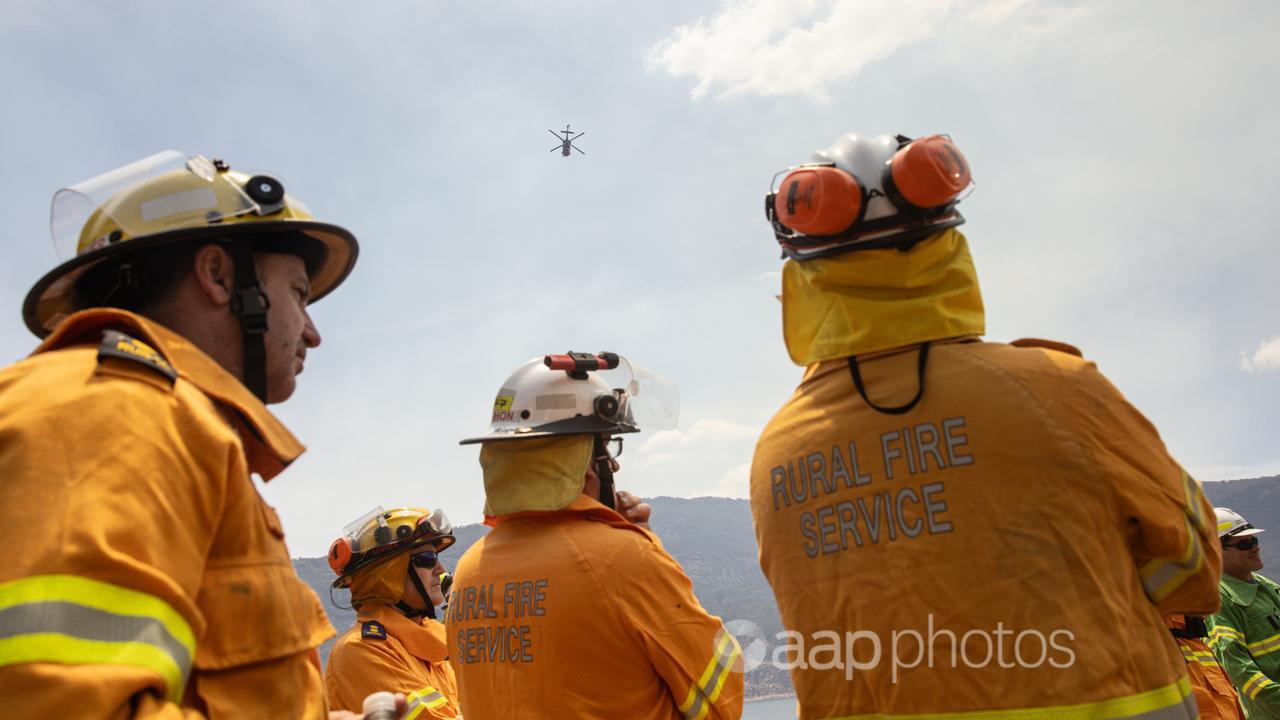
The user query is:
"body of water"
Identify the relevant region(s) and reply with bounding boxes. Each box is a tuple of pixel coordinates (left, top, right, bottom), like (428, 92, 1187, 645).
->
(743, 696, 798, 720)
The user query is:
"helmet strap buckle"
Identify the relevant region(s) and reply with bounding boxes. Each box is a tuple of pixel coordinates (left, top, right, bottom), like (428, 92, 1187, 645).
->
(228, 237, 270, 401)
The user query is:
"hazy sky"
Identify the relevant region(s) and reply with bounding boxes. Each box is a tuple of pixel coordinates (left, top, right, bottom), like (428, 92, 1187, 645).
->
(2, 0, 1277, 556)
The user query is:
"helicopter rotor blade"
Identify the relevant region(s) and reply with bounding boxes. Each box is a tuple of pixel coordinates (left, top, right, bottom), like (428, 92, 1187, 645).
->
(572, 131, 586, 140)
(550, 144, 563, 152)
(548, 129, 565, 140)
(573, 145, 586, 155)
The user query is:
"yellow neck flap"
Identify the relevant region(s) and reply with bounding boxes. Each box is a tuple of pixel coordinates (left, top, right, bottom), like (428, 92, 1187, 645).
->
(480, 434, 593, 516)
(781, 228, 985, 365)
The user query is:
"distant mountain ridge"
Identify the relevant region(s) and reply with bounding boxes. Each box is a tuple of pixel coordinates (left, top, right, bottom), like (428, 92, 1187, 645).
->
(293, 478, 1279, 701)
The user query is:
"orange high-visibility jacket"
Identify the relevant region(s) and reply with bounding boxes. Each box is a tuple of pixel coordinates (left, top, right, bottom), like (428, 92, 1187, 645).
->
(1168, 616, 1244, 720)
(325, 605, 461, 718)
(446, 495, 743, 720)
(0, 309, 334, 718)
(750, 339, 1221, 719)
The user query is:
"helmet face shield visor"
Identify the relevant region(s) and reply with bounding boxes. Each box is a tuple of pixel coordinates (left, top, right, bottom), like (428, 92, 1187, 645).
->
(50, 149, 283, 260)
(598, 357, 679, 432)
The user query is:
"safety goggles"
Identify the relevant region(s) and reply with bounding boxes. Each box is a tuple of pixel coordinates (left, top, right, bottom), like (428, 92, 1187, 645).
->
(410, 549, 439, 569)
(1224, 537, 1260, 551)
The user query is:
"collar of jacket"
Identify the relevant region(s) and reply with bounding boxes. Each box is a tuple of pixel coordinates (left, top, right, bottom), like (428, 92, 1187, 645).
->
(1221, 572, 1279, 606)
(780, 227, 985, 365)
(358, 604, 450, 663)
(491, 494, 650, 536)
(34, 307, 304, 480)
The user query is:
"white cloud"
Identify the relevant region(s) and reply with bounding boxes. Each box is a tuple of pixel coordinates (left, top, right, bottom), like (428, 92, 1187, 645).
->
(1241, 336, 1280, 373)
(647, 0, 1097, 101)
(635, 418, 760, 464)
(623, 418, 762, 498)
(713, 461, 752, 498)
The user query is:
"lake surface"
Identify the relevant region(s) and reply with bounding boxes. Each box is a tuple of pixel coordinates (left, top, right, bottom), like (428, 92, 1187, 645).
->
(743, 696, 798, 719)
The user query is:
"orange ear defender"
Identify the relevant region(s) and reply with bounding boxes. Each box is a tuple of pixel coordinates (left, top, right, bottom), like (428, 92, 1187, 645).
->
(884, 135, 971, 210)
(765, 133, 972, 258)
(328, 537, 354, 574)
(771, 166, 864, 236)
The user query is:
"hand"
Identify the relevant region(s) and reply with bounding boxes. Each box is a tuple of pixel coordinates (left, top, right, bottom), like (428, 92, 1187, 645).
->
(615, 490, 651, 530)
(328, 692, 408, 720)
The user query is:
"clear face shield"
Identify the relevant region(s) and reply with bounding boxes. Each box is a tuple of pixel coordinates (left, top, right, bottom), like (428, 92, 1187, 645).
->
(597, 356, 680, 432)
(48, 149, 297, 259)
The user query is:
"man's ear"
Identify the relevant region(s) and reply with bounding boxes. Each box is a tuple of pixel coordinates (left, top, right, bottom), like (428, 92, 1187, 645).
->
(191, 243, 235, 307)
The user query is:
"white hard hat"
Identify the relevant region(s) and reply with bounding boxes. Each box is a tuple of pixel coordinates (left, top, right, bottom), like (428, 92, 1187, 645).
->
(459, 352, 678, 445)
(1215, 507, 1265, 540)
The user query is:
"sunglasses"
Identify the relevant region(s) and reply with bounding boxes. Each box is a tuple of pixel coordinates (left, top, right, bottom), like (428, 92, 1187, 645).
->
(410, 550, 439, 569)
(1225, 537, 1260, 551)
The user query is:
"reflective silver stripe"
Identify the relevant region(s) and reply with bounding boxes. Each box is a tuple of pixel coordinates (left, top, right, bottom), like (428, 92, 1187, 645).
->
(403, 685, 447, 719)
(680, 631, 741, 720)
(0, 600, 192, 681)
(1139, 523, 1203, 603)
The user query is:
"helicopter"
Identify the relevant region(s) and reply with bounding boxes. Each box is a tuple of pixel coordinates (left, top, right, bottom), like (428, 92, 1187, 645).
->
(548, 125, 585, 157)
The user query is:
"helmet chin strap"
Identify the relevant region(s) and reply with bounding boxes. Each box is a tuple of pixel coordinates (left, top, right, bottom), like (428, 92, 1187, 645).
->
(397, 564, 435, 620)
(228, 237, 270, 402)
(593, 434, 616, 510)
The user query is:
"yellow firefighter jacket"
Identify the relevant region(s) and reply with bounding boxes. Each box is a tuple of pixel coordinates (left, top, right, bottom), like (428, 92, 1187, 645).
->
(751, 230, 1221, 718)
(325, 604, 460, 718)
(446, 494, 744, 719)
(0, 308, 334, 718)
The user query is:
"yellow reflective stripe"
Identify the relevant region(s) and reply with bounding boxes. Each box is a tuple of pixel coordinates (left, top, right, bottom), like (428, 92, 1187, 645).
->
(0, 633, 185, 702)
(1179, 646, 1216, 664)
(0, 575, 195, 702)
(678, 629, 742, 720)
(404, 685, 448, 719)
(1210, 625, 1243, 647)
(1242, 672, 1275, 700)
(0, 575, 196, 652)
(825, 676, 1193, 720)
(1248, 631, 1280, 657)
(1139, 473, 1209, 603)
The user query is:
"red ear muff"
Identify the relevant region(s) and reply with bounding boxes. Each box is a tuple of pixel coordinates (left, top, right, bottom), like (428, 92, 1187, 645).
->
(772, 166, 863, 236)
(328, 537, 353, 574)
(886, 135, 971, 210)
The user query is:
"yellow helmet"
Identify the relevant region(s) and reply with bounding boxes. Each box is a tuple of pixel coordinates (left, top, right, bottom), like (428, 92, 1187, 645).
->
(328, 506, 455, 590)
(23, 150, 359, 337)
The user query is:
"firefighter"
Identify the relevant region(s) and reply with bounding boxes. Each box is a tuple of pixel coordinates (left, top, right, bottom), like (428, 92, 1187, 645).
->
(750, 133, 1220, 717)
(0, 150, 363, 717)
(1209, 508, 1280, 716)
(448, 353, 744, 719)
(325, 507, 462, 718)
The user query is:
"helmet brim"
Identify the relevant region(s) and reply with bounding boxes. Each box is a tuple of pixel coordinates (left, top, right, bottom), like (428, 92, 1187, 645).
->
(459, 418, 640, 445)
(22, 220, 358, 338)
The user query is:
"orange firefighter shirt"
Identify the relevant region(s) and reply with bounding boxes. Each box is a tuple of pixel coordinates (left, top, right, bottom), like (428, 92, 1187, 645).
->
(0, 309, 334, 718)
(750, 338, 1221, 719)
(1168, 615, 1244, 719)
(446, 495, 744, 719)
(325, 604, 461, 718)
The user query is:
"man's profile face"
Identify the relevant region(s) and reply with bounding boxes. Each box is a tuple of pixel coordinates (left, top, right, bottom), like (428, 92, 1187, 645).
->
(257, 252, 320, 404)
(1222, 535, 1264, 578)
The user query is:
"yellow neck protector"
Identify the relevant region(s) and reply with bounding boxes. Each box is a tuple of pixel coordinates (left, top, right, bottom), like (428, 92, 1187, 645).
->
(480, 435, 593, 516)
(781, 228, 985, 364)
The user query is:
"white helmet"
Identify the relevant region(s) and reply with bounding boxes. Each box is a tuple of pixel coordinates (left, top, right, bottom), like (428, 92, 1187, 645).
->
(1216, 507, 1265, 540)
(765, 133, 971, 260)
(459, 352, 678, 445)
